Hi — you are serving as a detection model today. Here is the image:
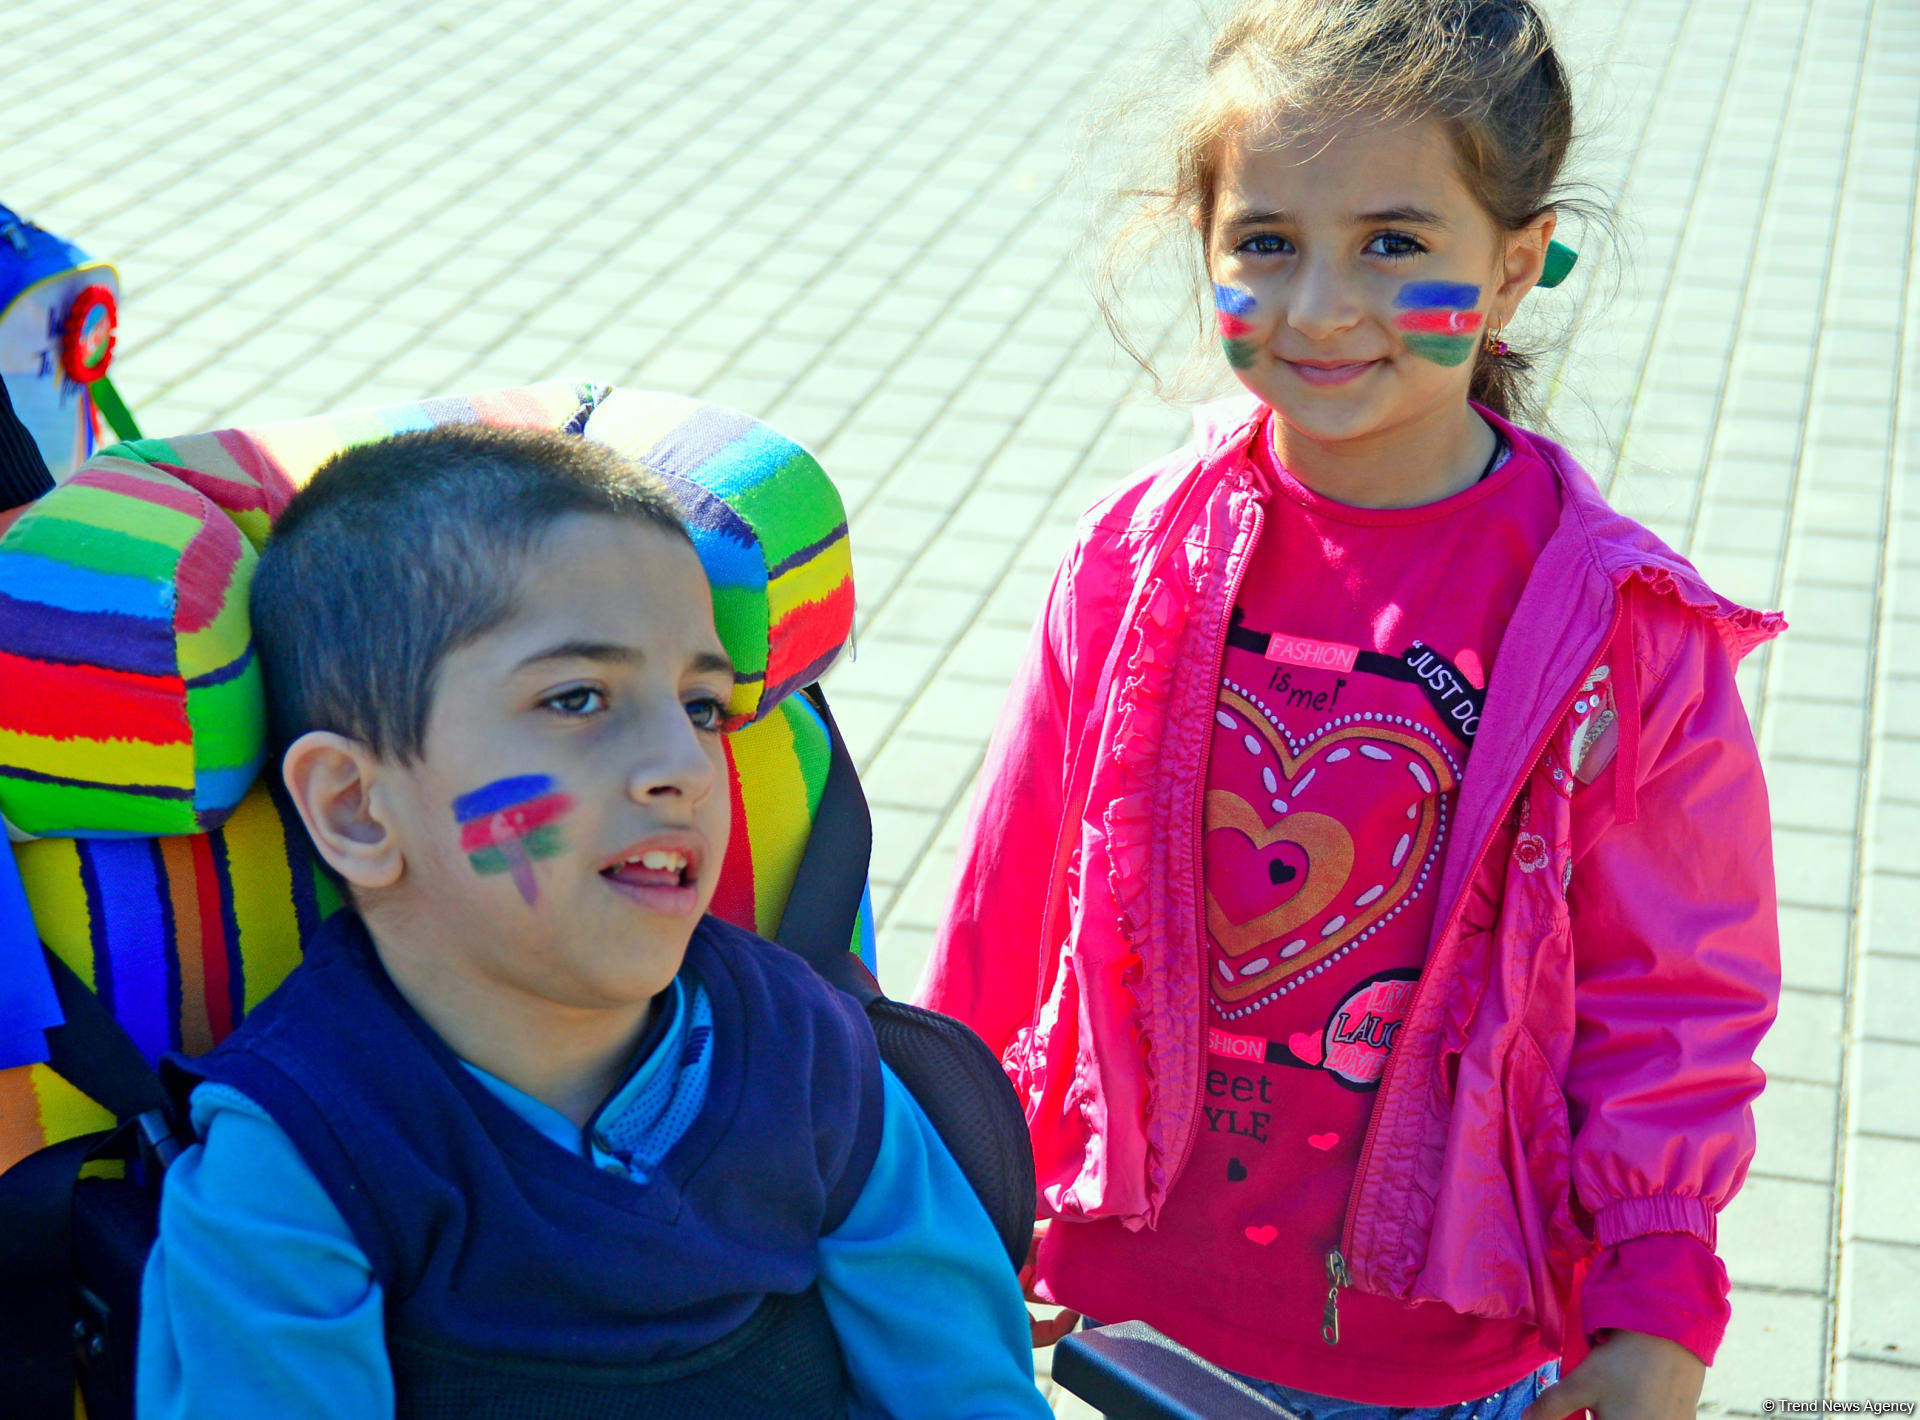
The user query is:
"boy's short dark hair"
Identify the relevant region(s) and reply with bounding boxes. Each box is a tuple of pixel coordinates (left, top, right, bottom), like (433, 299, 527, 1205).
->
(251, 425, 689, 763)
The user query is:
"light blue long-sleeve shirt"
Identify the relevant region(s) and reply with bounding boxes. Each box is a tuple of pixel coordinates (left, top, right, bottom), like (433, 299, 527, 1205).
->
(137, 978, 1046, 1419)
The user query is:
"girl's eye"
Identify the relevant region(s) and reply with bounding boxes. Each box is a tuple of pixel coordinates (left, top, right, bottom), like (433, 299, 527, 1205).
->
(685, 696, 727, 731)
(543, 686, 606, 717)
(1365, 231, 1426, 259)
(1236, 233, 1291, 257)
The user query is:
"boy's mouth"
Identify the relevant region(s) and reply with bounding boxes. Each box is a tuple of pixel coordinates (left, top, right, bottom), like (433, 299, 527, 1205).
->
(599, 835, 704, 915)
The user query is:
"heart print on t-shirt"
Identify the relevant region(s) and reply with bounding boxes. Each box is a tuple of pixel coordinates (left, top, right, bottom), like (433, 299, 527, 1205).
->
(1205, 680, 1460, 1019)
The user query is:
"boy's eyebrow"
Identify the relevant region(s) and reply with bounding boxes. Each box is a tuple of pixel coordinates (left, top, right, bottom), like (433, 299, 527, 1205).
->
(514, 639, 640, 671)
(513, 640, 737, 679)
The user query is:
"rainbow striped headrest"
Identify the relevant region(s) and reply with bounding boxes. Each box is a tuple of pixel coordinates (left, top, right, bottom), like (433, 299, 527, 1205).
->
(583, 391, 852, 727)
(0, 382, 855, 838)
(0, 461, 261, 838)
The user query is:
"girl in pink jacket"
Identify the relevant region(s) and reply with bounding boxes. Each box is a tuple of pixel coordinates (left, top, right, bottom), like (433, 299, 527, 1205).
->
(916, 2, 1782, 1418)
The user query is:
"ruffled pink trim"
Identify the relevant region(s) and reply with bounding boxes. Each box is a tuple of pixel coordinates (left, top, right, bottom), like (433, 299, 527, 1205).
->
(1098, 550, 1195, 1214)
(1629, 567, 1786, 662)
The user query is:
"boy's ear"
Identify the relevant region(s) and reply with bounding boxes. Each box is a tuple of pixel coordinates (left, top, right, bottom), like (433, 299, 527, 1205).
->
(1495, 209, 1559, 317)
(281, 731, 405, 891)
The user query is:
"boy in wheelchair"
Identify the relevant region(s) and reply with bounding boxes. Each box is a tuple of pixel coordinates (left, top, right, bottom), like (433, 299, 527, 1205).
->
(135, 425, 1047, 1419)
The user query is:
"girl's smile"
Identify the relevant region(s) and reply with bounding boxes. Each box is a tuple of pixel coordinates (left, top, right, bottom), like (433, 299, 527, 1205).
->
(1283, 357, 1384, 387)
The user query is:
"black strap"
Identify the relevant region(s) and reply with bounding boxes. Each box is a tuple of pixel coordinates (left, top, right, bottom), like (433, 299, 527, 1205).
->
(775, 686, 882, 1004)
(0, 1130, 106, 1418)
(0, 371, 54, 512)
(0, 955, 176, 1419)
(43, 949, 167, 1120)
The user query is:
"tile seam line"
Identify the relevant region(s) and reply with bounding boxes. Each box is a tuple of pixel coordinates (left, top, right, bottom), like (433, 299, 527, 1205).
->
(814, 9, 1178, 850)
(692, 5, 1125, 470)
(133, 0, 787, 415)
(1606, 0, 1780, 516)
(22, 0, 413, 210)
(413, 0, 1021, 425)
(812, 0, 1167, 522)
(449, 0, 982, 374)
(1677, 0, 1831, 573)
(125, 3, 796, 343)
(619, 0, 1057, 416)
(1542, 0, 1696, 412)
(108, 0, 699, 406)
(1728, 1282, 1838, 1300)
(1822, 0, 1917, 1394)
(152, 0, 814, 421)
(0, 0, 345, 167)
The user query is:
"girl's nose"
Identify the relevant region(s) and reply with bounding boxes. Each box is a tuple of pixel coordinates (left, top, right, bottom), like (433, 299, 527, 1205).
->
(1286, 256, 1360, 341)
(626, 705, 718, 806)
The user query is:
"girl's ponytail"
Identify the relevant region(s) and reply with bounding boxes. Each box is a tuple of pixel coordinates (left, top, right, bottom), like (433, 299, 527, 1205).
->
(1469, 341, 1531, 423)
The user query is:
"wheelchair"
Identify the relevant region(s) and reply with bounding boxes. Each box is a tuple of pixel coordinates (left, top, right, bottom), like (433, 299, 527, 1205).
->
(0, 376, 1292, 1419)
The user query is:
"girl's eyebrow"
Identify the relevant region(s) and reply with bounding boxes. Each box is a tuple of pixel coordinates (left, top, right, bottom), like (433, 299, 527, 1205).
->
(1220, 206, 1291, 229)
(1219, 205, 1449, 229)
(1350, 205, 1448, 227)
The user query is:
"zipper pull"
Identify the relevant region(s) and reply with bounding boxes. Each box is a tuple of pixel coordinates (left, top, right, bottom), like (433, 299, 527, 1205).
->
(1322, 1250, 1350, 1345)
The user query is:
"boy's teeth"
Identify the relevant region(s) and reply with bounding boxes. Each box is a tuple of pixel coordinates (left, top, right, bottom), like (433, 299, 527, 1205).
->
(633, 850, 687, 871)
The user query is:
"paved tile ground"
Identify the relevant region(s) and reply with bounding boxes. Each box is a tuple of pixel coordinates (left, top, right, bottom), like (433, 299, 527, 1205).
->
(6, 0, 1916, 1409)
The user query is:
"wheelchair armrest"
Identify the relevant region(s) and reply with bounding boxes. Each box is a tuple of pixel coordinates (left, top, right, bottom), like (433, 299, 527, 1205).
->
(1051, 1321, 1304, 1420)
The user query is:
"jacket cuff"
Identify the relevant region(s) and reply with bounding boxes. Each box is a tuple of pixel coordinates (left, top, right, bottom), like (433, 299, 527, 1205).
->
(1581, 1233, 1730, 1366)
(1593, 1193, 1716, 1251)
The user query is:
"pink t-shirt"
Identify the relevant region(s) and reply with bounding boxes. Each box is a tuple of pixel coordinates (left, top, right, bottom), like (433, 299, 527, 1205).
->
(1041, 419, 1564, 1404)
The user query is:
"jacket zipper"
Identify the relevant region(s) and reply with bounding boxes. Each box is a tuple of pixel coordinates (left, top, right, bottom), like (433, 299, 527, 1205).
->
(1165, 490, 1263, 1203)
(1322, 592, 1625, 1342)
(1322, 1248, 1352, 1343)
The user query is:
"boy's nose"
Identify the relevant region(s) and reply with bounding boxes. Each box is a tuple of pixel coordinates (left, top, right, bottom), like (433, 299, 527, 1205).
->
(626, 709, 718, 804)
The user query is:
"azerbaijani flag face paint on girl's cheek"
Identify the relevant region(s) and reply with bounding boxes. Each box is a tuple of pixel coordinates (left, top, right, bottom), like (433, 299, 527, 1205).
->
(1393, 281, 1483, 367)
(1215, 284, 1260, 369)
(452, 774, 575, 906)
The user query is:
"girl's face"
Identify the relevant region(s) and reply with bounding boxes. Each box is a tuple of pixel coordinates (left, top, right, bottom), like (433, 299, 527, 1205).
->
(1205, 115, 1553, 444)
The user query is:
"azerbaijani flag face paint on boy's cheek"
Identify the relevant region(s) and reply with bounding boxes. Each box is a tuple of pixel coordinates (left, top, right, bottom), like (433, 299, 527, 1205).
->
(1393, 281, 1483, 367)
(452, 774, 575, 906)
(1215, 284, 1260, 369)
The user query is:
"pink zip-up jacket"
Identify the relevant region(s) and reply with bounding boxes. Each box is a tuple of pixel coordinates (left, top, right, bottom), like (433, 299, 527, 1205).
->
(918, 398, 1783, 1355)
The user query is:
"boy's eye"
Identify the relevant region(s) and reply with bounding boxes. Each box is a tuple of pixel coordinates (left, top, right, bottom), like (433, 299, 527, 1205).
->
(1365, 231, 1426, 259)
(1236, 233, 1291, 257)
(685, 696, 727, 731)
(543, 686, 606, 717)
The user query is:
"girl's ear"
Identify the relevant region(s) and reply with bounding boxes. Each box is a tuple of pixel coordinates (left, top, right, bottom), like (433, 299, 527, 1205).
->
(1494, 209, 1559, 321)
(281, 731, 406, 891)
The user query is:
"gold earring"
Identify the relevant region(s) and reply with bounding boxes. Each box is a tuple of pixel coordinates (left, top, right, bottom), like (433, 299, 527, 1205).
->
(1484, 319, 1508, 356)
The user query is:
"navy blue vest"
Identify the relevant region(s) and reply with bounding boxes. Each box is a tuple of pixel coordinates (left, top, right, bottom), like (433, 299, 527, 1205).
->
(169, 910, 884, 1373)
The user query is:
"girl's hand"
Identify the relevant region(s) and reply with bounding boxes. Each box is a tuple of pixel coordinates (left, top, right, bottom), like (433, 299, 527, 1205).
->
(1019, 1221, 1081, 1347)
(1524, 1330, 1704, 1420)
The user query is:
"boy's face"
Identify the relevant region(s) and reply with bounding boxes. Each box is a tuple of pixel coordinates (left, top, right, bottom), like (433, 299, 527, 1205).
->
(370, 513, 734, 1014)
